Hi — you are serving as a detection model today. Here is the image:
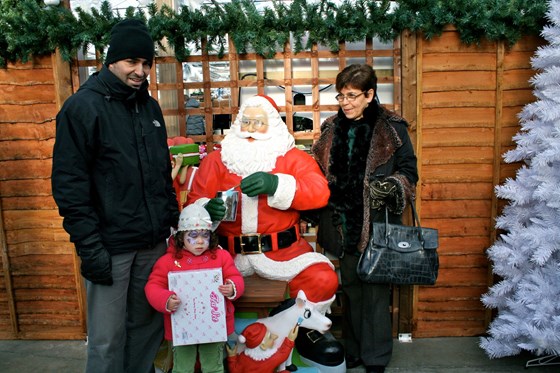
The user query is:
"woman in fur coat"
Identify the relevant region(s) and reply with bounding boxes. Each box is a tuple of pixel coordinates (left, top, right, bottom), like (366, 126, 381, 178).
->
(312, 64, 418, 373)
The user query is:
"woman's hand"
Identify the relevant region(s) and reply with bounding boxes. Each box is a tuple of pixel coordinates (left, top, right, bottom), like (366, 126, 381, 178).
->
(369, 179, 397, 209)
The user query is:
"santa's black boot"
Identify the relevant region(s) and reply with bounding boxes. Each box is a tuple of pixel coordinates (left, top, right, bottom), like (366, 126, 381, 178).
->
(295, 327, 345, 372)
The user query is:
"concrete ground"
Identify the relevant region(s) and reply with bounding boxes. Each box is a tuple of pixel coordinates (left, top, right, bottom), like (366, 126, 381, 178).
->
(0, 337, 558, 372)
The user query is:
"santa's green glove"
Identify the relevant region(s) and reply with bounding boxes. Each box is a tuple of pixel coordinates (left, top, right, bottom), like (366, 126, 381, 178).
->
(241, 172, 279, 197)
(369, 179, 397, 210)
(204, 198, 226, 221)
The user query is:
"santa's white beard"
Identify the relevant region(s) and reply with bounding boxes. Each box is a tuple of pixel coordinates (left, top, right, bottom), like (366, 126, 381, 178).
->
(243, 344, 280, 361)
(221, 128, 294, 177)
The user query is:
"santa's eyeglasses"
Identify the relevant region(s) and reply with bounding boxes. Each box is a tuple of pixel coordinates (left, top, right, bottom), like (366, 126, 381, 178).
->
(240, 117, 267, 129)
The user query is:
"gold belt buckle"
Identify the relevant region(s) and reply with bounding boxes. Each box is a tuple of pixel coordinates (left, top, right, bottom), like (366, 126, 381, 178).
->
(239, 233, 263, 255)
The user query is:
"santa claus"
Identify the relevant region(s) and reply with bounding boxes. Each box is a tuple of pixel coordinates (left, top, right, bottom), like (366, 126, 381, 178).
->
(226, 322, 297, 373)
(187, 95, 345, 371)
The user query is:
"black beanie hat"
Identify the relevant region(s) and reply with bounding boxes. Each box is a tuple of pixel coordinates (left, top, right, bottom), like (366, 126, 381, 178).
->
(105, 19, 155, 66)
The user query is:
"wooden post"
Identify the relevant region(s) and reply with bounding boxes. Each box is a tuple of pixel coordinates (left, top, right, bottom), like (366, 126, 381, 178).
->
(283, 41, 294, 133)
(400, 29, 419, 336)
(156, 0, 180, 136)
(51, 50, 74, 109)
(0, 204, 18, 338)
(51, 48, 88, 335)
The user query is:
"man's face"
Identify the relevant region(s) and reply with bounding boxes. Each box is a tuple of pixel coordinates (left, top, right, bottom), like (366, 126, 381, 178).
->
(108, 58, 151, 89)
(239, 106, 269, 141)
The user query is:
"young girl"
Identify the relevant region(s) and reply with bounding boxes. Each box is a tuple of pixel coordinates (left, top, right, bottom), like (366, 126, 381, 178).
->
(145, 204, 245, 373)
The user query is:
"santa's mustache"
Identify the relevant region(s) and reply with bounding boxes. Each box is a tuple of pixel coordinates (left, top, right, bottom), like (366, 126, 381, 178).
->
(234, 127, 273, 140)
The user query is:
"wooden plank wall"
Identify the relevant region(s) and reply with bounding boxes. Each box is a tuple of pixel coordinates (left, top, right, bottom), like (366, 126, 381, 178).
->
(0, 55, 85, 339)
(414, 29, 542, 337)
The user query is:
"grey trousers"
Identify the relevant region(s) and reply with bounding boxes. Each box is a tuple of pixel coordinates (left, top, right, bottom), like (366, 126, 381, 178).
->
(84, 242, 166, 373)
(340, 253, 393, 367)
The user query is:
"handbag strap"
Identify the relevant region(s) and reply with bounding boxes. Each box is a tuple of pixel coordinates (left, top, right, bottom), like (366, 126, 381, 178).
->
(383, 200, 426, 244)
(410, 200, 419, 227)
(409, 200, 426, 244)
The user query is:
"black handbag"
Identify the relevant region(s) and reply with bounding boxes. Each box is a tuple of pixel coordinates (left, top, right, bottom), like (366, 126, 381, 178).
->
(357, 202, 439, 285)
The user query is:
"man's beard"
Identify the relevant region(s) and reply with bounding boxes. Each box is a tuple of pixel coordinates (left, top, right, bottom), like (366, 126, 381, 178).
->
(221, 127, 294, 177)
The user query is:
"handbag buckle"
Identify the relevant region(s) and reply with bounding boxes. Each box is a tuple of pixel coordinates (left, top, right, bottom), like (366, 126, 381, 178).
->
(398, 241, 411, 249)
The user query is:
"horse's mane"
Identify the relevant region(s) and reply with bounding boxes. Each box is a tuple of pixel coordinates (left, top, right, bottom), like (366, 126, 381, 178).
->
(268, 297, 296, 317)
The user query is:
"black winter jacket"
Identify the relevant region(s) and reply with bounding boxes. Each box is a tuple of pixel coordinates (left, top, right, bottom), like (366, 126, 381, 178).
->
(52, 67, 178, 255)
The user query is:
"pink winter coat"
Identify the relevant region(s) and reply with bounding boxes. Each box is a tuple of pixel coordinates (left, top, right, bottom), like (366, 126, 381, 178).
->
(145, 241, 245, 341)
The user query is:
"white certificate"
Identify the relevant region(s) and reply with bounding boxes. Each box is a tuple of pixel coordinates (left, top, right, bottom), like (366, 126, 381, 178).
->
(168, 268, 227, 346)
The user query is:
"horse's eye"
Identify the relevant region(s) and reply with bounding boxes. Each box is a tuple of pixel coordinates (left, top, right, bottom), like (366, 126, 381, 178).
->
(304, 309, 311, 319)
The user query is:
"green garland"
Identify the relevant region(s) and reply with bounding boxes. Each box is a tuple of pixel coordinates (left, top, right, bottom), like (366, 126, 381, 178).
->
(0, 0, 548, 67)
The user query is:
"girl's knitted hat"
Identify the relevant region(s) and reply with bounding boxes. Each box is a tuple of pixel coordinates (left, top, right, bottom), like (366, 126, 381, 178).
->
(177, 204, 212, 232)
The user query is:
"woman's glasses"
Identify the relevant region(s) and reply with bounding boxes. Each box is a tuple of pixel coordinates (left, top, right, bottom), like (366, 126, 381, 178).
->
(335, 91, 366, 102)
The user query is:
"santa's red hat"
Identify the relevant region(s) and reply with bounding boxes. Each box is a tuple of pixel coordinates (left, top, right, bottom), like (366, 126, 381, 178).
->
(238, 322, 267, 349)
(256, 94, 279, 112)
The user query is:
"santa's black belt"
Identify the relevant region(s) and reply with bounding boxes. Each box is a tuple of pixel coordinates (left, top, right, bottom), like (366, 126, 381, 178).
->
(219, 226, 298, 255)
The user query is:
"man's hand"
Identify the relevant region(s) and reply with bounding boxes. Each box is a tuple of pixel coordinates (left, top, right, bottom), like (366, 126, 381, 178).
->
(205, 198, 226, 221)
(76, 240, 113, 285)
(240, 172, 279, 197)
(369, 179, 397, 210)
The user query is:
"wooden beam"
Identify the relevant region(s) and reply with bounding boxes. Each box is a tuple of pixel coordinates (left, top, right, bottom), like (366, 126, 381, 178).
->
(51, 50, 74, 109)
(0, 204, 18, 338)
(399, 29, 419, 336)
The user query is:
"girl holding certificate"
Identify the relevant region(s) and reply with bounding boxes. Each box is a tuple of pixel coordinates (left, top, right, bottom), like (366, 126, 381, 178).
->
(146, 204, 245, 373)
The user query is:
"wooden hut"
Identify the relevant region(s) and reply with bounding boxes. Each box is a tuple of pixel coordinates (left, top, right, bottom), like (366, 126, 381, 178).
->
(0, 22, 544, 339)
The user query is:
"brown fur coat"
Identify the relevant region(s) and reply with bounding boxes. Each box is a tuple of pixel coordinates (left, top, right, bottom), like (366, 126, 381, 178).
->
(312, 103, 417, 253)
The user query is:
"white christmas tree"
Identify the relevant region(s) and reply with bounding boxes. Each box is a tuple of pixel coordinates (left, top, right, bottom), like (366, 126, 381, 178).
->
(480, 0, 560, 359)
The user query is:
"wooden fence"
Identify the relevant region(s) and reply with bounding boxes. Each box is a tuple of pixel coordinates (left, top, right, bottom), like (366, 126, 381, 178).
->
(0, 28, 543, 339)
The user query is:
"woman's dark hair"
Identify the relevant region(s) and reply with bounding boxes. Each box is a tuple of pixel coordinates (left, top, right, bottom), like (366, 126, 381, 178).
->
(335, 64, 378, 98)
(174, 230, 219, 259)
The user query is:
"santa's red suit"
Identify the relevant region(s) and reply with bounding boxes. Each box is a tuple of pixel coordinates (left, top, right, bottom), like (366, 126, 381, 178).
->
(187, 95, 338, 305)
(227, 338, 294, 373)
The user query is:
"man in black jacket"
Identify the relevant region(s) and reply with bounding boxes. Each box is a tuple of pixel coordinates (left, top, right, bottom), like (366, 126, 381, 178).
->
(51, 19, 178, 373)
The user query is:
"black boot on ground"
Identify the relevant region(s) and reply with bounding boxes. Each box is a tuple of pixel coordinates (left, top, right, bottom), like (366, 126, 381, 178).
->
(345, 354, 363, 369)
(365, 365, 386, 373)
(295, 327, 345, 372)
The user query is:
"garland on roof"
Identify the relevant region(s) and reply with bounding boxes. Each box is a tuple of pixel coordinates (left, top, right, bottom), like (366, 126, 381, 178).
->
(0, 0, 548, 67)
